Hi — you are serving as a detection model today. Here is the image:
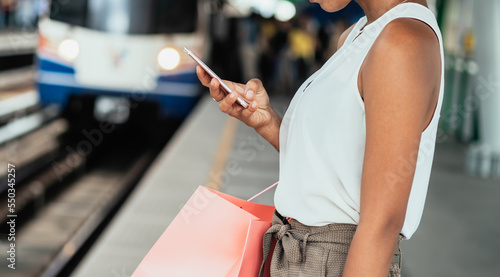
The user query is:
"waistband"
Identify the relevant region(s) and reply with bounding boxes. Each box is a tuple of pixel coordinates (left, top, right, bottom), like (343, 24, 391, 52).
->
(275, 210, 358, 245)
(259, 210, 403, 277)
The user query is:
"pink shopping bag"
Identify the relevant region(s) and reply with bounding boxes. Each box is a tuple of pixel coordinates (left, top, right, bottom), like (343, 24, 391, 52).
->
(132, 185, 276, 277)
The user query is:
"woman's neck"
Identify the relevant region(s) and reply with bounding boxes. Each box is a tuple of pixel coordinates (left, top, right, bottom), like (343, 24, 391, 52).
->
(355, 0, 427, 25)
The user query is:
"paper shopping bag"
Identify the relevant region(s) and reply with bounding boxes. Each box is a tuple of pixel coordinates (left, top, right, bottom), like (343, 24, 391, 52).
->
(132, 186, 275, 277)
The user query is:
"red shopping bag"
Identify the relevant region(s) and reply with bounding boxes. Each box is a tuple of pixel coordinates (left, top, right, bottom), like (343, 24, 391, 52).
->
(132, 185, 275, 277)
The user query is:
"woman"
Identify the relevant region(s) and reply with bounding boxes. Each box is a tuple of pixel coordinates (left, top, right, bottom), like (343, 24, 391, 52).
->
(197, 0, 443, 276)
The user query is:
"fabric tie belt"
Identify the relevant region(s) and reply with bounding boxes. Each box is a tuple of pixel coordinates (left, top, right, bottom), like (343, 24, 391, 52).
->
(258, 211, 357, 276)
(259, 211, 402, 277)
(268, 219, 309, 263)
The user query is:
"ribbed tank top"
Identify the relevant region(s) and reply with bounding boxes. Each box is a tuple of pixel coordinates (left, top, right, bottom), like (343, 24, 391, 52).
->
(274, 3, 445, 239)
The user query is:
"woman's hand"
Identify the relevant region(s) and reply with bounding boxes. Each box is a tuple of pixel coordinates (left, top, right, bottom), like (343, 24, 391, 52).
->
(196, 65, 281, 151)
(196, 65, 274, 130)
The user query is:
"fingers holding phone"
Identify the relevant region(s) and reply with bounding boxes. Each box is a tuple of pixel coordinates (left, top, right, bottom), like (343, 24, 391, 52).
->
(186, 47, 248, 108)
(195, 65, 211, 87)
(191, 51, 273, 130)
(218, 88, 243, 114)
(196, 66, 225, 102)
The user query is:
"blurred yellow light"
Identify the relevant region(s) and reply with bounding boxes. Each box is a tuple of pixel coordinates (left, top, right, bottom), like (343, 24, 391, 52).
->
(58, 39, 80, 62)
(158, 48, 180, 70)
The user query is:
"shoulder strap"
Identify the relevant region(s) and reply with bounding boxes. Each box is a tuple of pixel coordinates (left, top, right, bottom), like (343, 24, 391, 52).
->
(344, 16, 368, 45)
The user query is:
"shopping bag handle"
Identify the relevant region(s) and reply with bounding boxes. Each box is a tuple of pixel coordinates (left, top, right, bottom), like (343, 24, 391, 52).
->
(247, 181, 279, 202)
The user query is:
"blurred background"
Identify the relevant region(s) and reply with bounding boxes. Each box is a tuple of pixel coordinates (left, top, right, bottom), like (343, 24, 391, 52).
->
(0, 0, 498, 276)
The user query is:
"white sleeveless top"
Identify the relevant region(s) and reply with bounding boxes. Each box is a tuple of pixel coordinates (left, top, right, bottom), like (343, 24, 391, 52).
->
(274, 3, 445, 239)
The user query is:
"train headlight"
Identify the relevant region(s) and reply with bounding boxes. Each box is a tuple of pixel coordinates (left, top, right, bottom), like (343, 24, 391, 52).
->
(157, 48, 180, 70)
(58, 39, 80, 62)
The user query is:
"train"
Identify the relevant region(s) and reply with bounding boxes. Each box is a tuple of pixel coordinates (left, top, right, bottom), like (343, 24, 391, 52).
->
(36, 0, 209, 121)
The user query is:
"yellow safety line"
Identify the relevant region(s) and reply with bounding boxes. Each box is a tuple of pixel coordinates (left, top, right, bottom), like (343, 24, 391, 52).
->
(205, 117, 239, 191)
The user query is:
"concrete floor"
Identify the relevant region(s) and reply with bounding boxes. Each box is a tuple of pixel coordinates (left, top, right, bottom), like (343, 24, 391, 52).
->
(401, 140, 500, 277)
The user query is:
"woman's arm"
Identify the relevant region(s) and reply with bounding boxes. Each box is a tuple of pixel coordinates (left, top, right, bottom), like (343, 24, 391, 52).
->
(196, 67, 282, 151)
(254, 107, 282, 151)
(342, 18, 441, 276)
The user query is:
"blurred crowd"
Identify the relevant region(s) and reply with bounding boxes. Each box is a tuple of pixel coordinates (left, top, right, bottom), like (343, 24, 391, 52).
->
(0, 0, 44, 30)
(211, 12, 353, 96)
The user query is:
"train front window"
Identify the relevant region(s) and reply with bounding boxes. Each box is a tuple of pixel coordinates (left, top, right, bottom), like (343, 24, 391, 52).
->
(50, 0, 198, 34)
(50, 0, 88, 27)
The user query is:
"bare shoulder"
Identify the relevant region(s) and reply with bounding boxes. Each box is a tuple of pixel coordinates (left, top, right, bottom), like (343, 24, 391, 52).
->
(337, 23, 357, 50)
(363, 17, 441, 92)
(371, 17, 440, 67)
(361, 17, 442, 132)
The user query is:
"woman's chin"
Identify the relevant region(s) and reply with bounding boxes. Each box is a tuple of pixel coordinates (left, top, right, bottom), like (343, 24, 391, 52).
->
(312, 0, 351, 13)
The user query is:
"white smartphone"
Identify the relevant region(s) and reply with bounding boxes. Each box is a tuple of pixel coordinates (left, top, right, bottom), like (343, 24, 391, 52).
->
(184, 47, 249, 108)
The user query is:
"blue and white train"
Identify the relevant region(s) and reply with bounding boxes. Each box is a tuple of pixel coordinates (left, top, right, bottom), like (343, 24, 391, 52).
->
(36, 0, 208, 119)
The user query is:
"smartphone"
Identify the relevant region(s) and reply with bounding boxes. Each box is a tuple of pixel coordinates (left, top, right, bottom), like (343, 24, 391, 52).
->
(184, 47, 249, 108)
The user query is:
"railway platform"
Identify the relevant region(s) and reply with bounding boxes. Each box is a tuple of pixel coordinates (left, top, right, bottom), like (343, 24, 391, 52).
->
(71, 95, 286, 277)
(71, 94, 500, 277)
